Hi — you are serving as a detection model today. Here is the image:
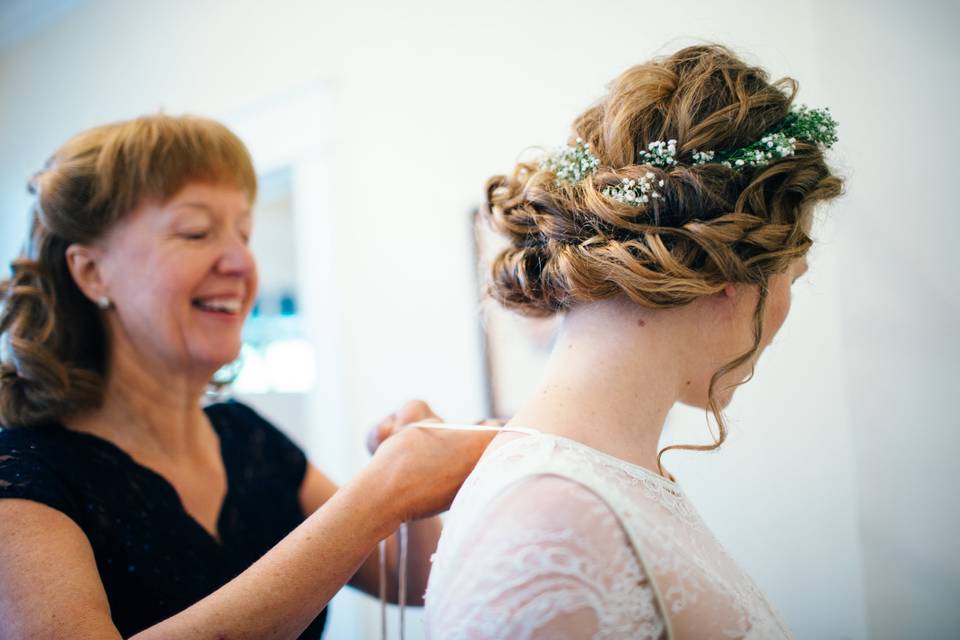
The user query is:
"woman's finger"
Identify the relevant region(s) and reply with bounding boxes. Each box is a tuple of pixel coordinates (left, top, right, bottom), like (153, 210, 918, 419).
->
(366, 413, 396, 454)
(394, 399, 441, 427)
(366, 399, 445, 454)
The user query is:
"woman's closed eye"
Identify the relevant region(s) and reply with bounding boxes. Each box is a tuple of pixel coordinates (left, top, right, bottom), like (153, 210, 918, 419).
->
(179, 229, 210, 241)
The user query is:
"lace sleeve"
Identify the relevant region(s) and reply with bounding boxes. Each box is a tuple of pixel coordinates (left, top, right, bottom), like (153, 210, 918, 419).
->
(427, 475, 666, 640)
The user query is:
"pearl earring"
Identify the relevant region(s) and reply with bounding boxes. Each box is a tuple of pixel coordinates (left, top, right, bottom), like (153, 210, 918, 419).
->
(96, 296, 112, 310)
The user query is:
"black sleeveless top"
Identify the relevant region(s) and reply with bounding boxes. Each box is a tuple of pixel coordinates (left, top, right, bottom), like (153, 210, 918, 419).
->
(0, 401, 327, 638)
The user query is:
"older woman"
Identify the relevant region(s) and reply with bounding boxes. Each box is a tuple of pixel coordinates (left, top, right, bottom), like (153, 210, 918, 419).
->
(0, 116, 491, 639)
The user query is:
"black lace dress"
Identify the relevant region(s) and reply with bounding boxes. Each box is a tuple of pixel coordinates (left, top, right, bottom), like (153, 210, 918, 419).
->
(0, 401, 327, 638)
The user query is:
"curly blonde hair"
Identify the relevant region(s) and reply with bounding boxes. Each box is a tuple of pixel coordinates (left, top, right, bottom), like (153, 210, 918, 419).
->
(0, 115, 257, 428)
(482, 45, 843, 471)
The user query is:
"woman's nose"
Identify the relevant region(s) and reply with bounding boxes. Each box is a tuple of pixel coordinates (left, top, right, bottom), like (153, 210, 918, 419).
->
(216, 234, 256, 276)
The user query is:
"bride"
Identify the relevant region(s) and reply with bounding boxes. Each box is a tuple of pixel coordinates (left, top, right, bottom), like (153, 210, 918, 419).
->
(423, 44, 841, 639)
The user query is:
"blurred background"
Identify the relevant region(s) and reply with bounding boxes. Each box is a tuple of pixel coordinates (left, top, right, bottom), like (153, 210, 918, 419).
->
(1, 0, 957, 638)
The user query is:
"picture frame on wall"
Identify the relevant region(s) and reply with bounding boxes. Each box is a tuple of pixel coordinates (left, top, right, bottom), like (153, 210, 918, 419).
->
(470, 207, 560, 420)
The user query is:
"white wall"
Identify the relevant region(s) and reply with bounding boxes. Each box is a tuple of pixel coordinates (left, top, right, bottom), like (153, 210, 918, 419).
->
(819, 2, 960, 637)
(2, 1, 957, 638)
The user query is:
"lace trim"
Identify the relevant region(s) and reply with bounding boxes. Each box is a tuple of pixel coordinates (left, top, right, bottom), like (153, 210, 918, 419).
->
(427, 432, 793, 640)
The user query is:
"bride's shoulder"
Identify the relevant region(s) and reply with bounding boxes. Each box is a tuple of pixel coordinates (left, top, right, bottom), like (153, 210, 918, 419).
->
(425, 463, 661, 636)
(452, 431, 685, 535)
(476, 430, 597, 470)
(433, 468, 634, 573)
(459, 431, 594, 498)
(473, 430, 666, 487)
(449, 433, 627, 539)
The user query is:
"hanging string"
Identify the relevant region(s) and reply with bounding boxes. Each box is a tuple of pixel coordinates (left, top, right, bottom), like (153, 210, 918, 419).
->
(378, 421, 541, 638)
(398, 521, 408, 639)
(378, 538, 387, 640)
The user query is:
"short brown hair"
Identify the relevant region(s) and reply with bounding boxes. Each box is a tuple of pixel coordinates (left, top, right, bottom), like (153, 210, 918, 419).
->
(0, 115, 257, 427)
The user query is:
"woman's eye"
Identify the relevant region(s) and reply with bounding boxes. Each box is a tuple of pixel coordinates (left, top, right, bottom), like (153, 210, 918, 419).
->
(181, 230, 209, 240)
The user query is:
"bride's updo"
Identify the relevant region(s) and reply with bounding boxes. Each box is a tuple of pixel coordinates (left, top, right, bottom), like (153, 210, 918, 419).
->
(483, 44, 843, 463)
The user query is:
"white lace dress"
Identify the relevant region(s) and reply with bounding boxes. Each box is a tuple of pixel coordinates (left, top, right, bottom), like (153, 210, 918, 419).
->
(424, 433, 793, 639)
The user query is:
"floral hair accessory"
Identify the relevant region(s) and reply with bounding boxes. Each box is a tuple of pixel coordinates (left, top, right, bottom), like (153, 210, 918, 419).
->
(538, 138, 600, 185)
(702, 105, 838, 169)
(538, 105, 838, 204)
(603, 173, 665, 205)
(638, 139, 678, 168)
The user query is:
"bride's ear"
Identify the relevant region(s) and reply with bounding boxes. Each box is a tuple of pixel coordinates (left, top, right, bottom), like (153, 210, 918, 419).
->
(701, 282, 744, 322)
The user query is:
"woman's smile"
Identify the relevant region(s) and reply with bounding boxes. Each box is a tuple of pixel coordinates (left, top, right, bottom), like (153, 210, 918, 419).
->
(191, 295, 247, 317)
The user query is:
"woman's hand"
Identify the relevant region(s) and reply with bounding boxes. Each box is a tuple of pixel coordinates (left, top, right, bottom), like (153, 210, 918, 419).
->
(361, 400, 496, 523)
(366, 400, 506, 453)
(366, 399, 441, 454)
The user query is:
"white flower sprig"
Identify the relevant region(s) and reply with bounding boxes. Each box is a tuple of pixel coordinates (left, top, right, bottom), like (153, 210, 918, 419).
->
(691, 149, 715, 164)
(534, 106, 837, 211)
(720, 132, 797, 168)
(603, 172, 665, 205)
(637, 139, 677, 168)
(539, 138, 601, 185)
(709, 105, 837, 169)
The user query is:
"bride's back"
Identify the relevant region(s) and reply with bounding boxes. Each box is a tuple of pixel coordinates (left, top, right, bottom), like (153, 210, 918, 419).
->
(425, 44, 841, 639)
(426, 433, 791, 639)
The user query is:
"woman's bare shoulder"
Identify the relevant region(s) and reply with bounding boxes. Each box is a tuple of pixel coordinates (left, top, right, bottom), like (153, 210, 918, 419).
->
(0, 499, 121, 639)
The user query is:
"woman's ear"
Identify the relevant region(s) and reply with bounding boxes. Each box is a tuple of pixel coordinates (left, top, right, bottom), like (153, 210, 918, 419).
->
(701, 282, 743, 324)
(65, 243, 108, 304)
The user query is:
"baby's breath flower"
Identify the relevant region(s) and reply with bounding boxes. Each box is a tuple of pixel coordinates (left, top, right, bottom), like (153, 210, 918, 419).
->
(784, 105, 838, 147)
(539, 138, 601, 185)
(681, 106, 836, 171)
(602, 173, 662, 206)
(691, 150, 715, 164)
(537, 105, 837, 197)
(638, 139, 678, 168)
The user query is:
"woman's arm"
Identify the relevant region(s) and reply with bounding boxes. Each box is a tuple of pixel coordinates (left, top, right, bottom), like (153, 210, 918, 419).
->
(300, 463, 441, 604)
(0, 461, 392, 640)
(0, 425, 492, 640)
(0, 500, 123, 639)
(298, 400, 449, 605)
(348, 505, 441, 606)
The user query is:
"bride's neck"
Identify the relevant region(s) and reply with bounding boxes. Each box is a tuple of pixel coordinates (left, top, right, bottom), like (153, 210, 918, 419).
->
(509, 298, 687, 474)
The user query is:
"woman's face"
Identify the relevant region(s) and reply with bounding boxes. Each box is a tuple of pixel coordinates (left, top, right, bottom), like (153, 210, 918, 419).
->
(95, 182, 257, 378)
(681, 256, 809, 409)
